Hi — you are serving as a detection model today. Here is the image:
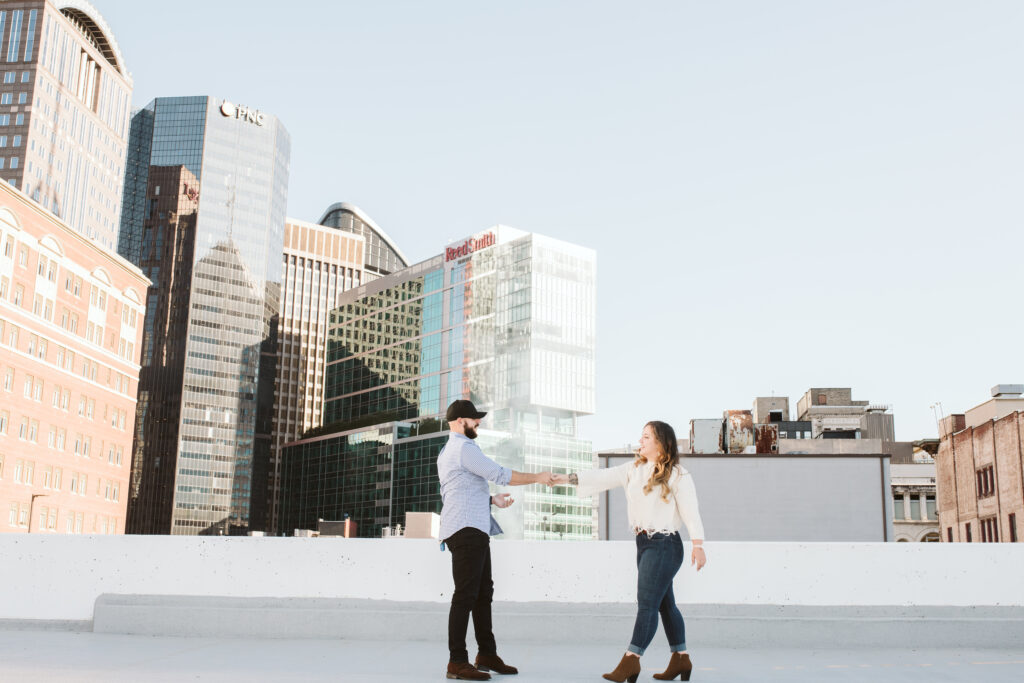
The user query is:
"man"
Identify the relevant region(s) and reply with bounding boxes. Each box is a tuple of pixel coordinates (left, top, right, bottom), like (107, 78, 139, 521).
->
(438, 399, 554, 681)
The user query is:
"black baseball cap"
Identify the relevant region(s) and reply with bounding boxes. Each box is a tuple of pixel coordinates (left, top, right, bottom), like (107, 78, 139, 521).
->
(446, 399, 487, 422)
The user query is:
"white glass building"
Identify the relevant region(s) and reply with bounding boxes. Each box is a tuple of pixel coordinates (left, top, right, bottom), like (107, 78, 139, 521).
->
(279, 226, 597, 540)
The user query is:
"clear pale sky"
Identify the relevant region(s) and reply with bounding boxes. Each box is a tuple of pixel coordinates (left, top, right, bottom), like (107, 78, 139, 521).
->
(93, 0, 1023, 449)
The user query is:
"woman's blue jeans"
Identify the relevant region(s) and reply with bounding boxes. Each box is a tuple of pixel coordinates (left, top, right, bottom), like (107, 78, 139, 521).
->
(628, 532, 686, 655)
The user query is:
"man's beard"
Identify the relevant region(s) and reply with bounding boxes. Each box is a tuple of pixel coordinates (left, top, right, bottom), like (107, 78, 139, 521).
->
(465, 425, 478, 440)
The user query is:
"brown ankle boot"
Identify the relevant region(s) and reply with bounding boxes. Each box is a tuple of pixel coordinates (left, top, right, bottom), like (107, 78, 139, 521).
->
(652, 652, 693, 680)
(475, 653, 518, 675)
(602, 653, 642, 683)
(446, 661, 491, 680)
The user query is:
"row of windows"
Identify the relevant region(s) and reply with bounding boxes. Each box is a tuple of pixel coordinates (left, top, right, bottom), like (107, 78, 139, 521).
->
(0, 408, 127, 462)
(0, 455, 122, 500)
(6, 502, 118, 534)
(1, 307, 138, 372)
(893, 494, 937, 521)
(2, 71, 31, 84)
(1, 226, 143, 337)
(0, 92, 27, 105)
(0, 324, 136, 399)
(955, 513, 1019, 543)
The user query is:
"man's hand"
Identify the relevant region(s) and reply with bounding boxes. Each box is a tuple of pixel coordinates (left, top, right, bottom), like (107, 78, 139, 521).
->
(550, 473, 569, 485)
(491, 493, 514, 508)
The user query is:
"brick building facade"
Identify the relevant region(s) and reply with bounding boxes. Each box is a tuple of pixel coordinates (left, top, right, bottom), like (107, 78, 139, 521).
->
(0, 180, 147, 534)
(936, 386, 1024, 543)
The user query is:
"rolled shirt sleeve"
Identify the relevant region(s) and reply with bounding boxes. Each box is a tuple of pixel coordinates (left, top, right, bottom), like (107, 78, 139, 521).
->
(461, 443, 512, 486)
(576, 462, 631, 498)
(674, 471, 706, 541)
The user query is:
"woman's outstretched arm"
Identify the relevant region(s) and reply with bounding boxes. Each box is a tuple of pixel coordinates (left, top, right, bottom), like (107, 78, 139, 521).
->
(551, 462, 630, 497)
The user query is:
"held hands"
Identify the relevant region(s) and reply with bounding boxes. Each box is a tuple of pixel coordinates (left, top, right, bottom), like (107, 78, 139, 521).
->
(535, 471, 557, 486)
(531, 472, 575, 486)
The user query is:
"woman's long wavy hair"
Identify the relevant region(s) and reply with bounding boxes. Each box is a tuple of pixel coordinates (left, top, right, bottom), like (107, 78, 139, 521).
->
(635, 420, 680, 502)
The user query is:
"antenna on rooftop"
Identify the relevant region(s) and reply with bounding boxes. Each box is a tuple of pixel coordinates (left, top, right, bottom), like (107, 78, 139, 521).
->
(929, 402, 944, 436)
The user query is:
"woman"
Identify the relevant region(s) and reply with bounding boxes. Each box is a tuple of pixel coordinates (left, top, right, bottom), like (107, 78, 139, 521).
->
(553, 421, 706, 682)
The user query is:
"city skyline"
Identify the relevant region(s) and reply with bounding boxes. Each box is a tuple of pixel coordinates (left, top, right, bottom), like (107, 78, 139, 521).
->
(70, 1, 1024, 448)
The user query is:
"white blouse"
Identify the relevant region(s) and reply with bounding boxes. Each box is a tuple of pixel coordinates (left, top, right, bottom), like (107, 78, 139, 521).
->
(576, 460, 706, 540)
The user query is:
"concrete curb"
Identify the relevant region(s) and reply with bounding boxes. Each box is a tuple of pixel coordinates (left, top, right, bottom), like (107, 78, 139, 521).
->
(91, 595, 1024, 648)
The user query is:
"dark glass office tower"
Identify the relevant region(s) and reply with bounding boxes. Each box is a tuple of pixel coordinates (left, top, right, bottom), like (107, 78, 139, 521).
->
(119, 96, 290, 535)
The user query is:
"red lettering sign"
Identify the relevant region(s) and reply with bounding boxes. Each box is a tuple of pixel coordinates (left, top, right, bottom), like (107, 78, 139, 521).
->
(445, 232, 496, 262)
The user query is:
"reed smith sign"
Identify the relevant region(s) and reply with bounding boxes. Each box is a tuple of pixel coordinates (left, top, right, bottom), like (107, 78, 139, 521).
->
(445, 232, 496, 262)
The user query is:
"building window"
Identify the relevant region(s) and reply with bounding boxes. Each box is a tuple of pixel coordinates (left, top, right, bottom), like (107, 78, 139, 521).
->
(893, 497, 904, 520)
(965, 522, 972, 543)
(947, 527, 953, 543)
(976, 466, 995, 498)
(925, 494, 936, 521)
(980, 517, 999, 543)
(6, 10, 23, 63)
(1011, 514, 1018, 543)
(909, 496, 921, 521)
(23, 10, 36, 62)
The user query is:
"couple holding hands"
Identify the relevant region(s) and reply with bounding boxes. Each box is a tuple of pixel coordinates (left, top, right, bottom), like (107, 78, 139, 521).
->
(438, 400, 707, 682)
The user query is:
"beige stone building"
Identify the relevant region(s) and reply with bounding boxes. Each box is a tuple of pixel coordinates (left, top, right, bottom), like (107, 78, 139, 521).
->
(265, 218, 366, 532)
(0, 179, 147, 534)
(936, 385, 1024, 543)
(0, 1, 133, 251)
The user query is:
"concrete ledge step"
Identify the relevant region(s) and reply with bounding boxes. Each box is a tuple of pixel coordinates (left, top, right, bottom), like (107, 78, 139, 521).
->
(0, 619, 91, 633)
(92, 595, 1024, 648)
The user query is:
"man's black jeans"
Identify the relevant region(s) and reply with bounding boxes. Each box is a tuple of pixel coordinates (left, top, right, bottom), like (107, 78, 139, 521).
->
(446, 527, 497, 663)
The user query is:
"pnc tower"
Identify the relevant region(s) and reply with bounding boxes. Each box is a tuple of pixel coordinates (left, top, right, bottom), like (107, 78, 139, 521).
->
(118, 96, 290, 536)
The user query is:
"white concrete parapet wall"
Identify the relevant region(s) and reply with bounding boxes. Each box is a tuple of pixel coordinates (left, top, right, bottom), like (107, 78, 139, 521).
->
(3, 536, 1023, 622)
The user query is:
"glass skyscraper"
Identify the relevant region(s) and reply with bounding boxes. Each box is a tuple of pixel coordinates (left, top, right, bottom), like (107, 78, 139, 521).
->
(119, 96, 290, 535)
(279, 227, 597, 540)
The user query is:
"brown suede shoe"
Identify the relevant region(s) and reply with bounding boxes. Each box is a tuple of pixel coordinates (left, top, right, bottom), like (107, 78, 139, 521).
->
(475, 653, 518, 675)
(602, 653, 642, 683)
(652, 652, 693, 681)
(447, 661, 491, 680)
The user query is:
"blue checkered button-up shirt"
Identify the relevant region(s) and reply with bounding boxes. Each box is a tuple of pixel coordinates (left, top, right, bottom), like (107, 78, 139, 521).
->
(437, 432, 512, 541)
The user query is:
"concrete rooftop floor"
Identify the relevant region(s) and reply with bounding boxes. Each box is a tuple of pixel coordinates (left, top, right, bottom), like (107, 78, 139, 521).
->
(1, 630, 1023, 682)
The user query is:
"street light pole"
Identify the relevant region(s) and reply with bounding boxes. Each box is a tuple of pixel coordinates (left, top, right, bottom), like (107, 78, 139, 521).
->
(28, 494, 48, 533)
